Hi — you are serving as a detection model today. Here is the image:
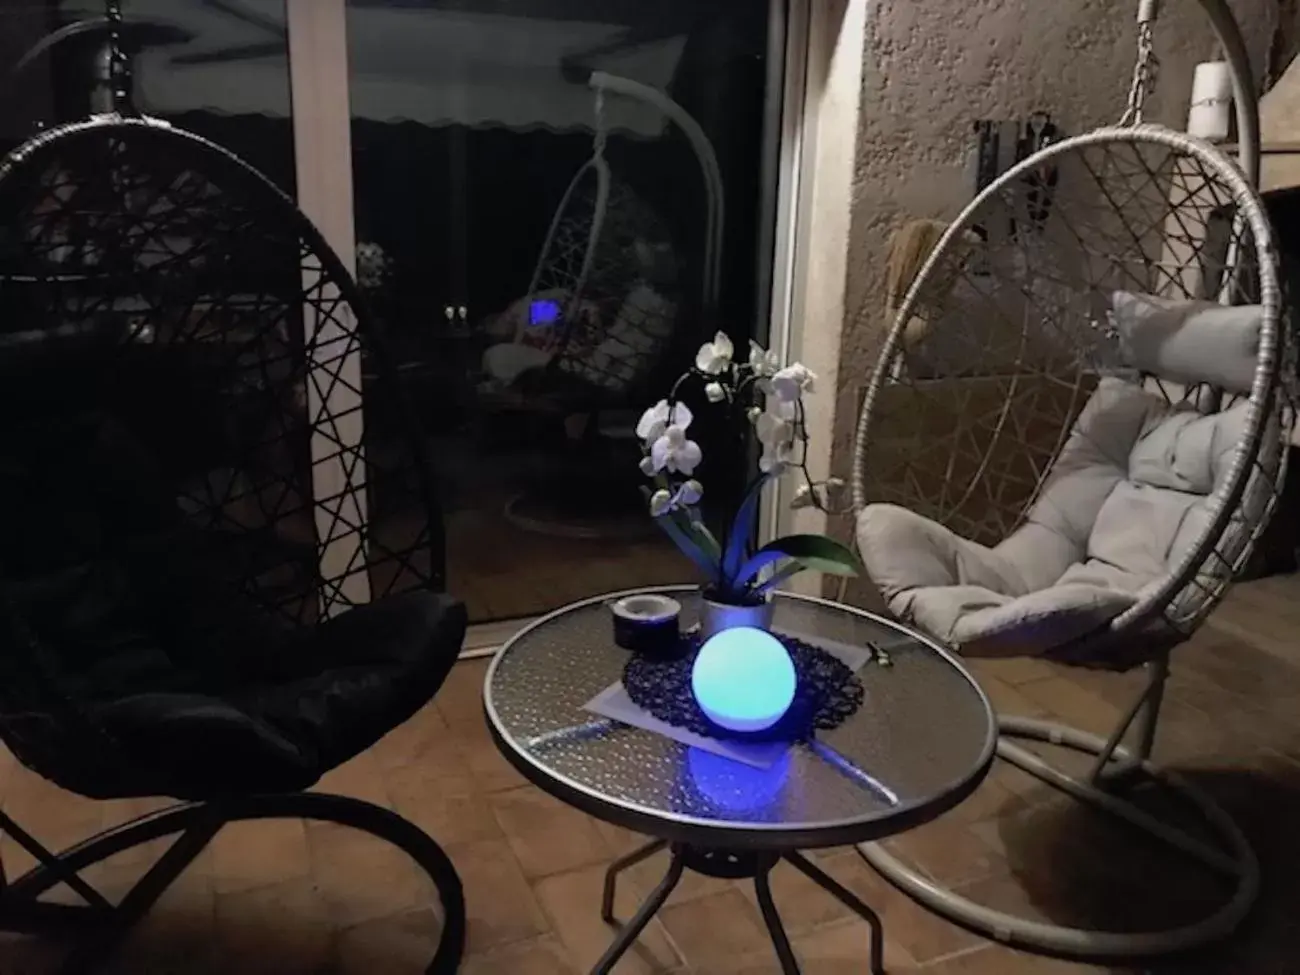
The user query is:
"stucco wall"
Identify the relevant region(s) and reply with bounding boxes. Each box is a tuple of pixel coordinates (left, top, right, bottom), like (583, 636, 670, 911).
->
(829, 0, 1281, 602)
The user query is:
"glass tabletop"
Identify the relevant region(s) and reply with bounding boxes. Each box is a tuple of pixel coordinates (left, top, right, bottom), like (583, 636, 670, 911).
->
(484, 587, 996, 849)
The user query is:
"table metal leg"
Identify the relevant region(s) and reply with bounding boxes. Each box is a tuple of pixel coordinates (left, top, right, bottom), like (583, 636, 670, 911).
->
(591, 847, 684, 975)
(600, 838, 668, 924)
(754, 868, 801, 974)
(785, 851, 886, 974)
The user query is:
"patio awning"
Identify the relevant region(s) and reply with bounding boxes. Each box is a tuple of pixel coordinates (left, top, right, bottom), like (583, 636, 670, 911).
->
(60, 0, 685, 138)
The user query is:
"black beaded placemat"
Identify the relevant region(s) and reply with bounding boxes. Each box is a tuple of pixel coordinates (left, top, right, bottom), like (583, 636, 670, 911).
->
(622, 632, 867, 744)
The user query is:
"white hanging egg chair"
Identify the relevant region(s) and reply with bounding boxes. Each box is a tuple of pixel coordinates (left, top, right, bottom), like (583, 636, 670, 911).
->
(850, 0, 1294, 958)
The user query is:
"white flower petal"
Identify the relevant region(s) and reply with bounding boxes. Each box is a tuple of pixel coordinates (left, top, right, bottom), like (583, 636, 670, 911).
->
(650, 436, 673, 472)
(705, 382, 726, 403)
(675, 439, 703, 475)
(638, 456, 656, 477)
(679, 479, 704, 505)
(713, 331, 734, 361)
(695, 344, 720, 374)
(649, 488, 673, 517)
(666, 401, 693, 430)
(636, 400, 671, 440)
(665, 425, 686, 447)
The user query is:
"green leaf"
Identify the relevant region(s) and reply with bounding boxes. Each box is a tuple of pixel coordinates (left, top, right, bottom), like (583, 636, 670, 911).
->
(734, 534, 863, 588)
(653, 513, 722, 582)
(752, 560, 805, 594)
(722, 472, 774, 582)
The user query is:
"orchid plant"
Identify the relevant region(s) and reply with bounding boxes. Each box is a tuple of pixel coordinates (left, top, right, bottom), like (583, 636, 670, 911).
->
(637, 331, 861, 605)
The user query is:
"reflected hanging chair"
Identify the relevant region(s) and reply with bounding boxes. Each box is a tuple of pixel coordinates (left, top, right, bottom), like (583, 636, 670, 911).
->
(0, 7, 465, 972)
(850, 0, 1293, 960)
(482, 71, 723, 408)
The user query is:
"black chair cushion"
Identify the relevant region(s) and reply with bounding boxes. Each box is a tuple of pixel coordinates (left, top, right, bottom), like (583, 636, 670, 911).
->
(1, 407, 466, 801)
(94, 591, 465, 800)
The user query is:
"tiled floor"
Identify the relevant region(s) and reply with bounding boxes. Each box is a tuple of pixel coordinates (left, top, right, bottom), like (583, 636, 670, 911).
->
(446, 499, 696, 623)
(3, 575, 1300, 972)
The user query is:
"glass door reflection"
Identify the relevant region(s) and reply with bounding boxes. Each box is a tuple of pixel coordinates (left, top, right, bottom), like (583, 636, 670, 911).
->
(344, 1, 776, 623)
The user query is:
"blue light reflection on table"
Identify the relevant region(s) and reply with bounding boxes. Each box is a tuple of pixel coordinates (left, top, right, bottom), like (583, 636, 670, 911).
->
(687, 747, 792, 813)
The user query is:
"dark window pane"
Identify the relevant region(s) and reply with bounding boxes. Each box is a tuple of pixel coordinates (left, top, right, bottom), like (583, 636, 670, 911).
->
(345, 0, 781, 622)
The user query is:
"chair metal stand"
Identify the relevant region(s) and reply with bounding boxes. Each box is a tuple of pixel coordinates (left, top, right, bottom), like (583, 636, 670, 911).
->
(856, 657, 1260, 959)
(0, 792, 466, 974)
(598, 840, 886, 975)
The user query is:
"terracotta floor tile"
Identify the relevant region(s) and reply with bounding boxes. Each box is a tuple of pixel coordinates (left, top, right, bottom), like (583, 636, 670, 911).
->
(308, 822, 437, 930)
(458, 721, 531, 794)
(942, 775, 1027, 825)
(975, 676, 1052, 718)
(435, 658, 491, 731)
(1015, 678, 1121, 735)
(535, 862, 682, 974)
(489, 786, 609, 879)
(101, 848, 217, 974)
(792, 915, 918, 972)
(919, 943, 1108, 973)
(312, 749, 395, 809)
(884, 815, 1009, 887)
(816, 850, 984, 964)
(658, 887, 770, 972)
(624, 844, 734, 908)
(210, 817, 311, 895)
(370, 701, 462, 771)
(212, 875, 334, 975)
(970, 657, 1058, 686)
(388, 759, 502, 848)
(334, 907, 447, 974)
(734, 858, 856, 937)
(449, 836, 549, 955)
(462, 935, 577, 975)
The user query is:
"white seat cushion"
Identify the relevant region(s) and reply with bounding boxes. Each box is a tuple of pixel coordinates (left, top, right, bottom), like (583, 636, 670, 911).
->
(858, 376, 1251, 656)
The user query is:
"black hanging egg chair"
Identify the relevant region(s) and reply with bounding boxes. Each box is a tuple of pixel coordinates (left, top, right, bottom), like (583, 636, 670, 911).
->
(0, 11, 465, 973)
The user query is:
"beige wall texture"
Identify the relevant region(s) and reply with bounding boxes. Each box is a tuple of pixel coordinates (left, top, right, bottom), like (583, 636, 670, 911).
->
(827, 0, 1284, 599)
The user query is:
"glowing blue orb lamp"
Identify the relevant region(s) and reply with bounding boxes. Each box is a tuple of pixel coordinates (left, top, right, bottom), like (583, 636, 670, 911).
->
(691, 627, 797, 733)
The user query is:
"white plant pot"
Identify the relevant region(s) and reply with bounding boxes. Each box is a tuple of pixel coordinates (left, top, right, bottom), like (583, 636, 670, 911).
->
(699, 592, 775, 640)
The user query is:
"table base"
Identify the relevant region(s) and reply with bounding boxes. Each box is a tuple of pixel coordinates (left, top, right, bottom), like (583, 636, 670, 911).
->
(596, 840, 886, 974)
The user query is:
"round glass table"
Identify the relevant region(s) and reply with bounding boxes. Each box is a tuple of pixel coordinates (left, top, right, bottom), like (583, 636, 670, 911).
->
(484, 587, 996, 974)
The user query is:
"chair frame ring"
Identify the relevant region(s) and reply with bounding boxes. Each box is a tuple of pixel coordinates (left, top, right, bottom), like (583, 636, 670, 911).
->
(1, 792, 466, 975)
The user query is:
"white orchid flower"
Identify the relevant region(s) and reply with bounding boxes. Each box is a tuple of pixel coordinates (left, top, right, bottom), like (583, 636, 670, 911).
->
(755, 408, 796, 474)
(677, 479, 704, 505)
(636, 399, 693, 444)
(651, 425, 703, 475)
(704, 381, 726, 403)
(748, 341, 780, 377)
(771, 363, 817, 402)
(648, 488, 674, 517)
(695, 331, 734, 375)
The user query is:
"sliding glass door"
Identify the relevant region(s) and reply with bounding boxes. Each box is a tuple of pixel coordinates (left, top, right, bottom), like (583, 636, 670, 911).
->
(3, 0, 796, 624)
(342, 0, 787, 622)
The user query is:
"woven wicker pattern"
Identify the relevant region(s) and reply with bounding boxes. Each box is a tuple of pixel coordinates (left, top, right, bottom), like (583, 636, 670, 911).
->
(0, 116, 443, 779)
(526, 154, 679, 396)
(853, 126, 1295, 653)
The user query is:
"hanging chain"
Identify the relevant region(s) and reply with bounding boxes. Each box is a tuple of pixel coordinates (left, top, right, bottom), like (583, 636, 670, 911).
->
(105, 0, 130, 114)
(1120, 0, 1161, 125)
(592, 86, 608, 157)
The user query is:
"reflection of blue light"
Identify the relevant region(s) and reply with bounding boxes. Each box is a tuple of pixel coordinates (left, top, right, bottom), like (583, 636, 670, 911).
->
(688, 747, 791, 812)
(691, 627, 796, 732)
(529, 299, 562, 327)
